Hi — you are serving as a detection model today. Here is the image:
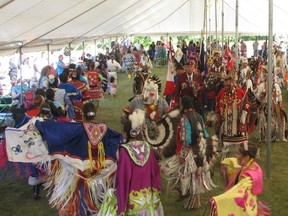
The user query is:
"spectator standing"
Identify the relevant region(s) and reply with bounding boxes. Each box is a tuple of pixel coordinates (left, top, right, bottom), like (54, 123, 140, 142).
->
(56, 54, 68, 76)
(252, 39, 259, 57)
(8, 59, 18, 80)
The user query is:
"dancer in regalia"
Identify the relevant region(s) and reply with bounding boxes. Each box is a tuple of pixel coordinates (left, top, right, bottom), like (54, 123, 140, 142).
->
(161, 95, 218, 209)
(209, 142, 271, 216)
(98, 109, 164, 215)
(215, 74, 251, 158)
(33, 102, 122, 215)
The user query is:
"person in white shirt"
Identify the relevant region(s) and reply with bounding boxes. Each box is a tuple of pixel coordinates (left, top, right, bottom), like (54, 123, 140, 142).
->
(252, 39, 259, 57)
(240, 58, 250, 86)
(133, 40, 141, 51)
(244, 70, 253, 93)
(107, 55, 121, 72)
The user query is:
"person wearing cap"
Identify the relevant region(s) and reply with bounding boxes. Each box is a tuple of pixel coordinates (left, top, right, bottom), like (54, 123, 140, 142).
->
(210, 142, 271, 216)
(174, 60, 205, 117)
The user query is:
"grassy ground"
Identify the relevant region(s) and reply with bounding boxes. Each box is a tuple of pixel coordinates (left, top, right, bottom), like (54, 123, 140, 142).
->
(0, 66, 288, 215)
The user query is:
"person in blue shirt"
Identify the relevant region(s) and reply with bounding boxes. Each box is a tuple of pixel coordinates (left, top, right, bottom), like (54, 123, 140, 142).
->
(56, 54, 68, 76)
(11, 78, 28, 101)
(58, 69, 82, 120)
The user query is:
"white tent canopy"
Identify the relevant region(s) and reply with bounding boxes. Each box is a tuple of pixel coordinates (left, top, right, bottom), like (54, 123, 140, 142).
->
(0, 0, 288, 54)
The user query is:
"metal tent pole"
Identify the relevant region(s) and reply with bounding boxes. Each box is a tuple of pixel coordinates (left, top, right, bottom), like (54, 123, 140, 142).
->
(235, 0, 239, 69)
(221, 0, 224, 58)
(94, 39, 97, 57)
(205, 0, 208, 46)
(209, 0, 212, 56)
(18, 47, 23, 106)
(69, 42, 72, 63)
(266, 0, 273, 179)
(47, 44, 50, 65)
(215, 0, 218, 49)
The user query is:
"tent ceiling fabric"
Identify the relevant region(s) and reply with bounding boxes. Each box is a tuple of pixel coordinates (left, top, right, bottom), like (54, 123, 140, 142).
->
(0, 0, 288, 54)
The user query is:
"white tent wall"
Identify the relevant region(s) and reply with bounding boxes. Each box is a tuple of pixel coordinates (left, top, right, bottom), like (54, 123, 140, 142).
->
(223, 0, 288, 35)
(1, 0, 288, 55)
(141, 0, 204, 35)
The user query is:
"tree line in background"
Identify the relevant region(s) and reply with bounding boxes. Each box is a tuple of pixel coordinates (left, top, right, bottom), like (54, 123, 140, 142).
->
(50, 35, 269, 55)
(133, 35, 268, 47)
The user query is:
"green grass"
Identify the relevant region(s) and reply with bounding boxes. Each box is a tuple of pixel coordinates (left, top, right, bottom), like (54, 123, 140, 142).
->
(1, 66, 288, 215)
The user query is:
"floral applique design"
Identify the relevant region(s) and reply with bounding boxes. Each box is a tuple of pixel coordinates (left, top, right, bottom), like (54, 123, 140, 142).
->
(234, 188, 249, 212)
(127, 188, 161, 212)
(122, 141, 150, 166)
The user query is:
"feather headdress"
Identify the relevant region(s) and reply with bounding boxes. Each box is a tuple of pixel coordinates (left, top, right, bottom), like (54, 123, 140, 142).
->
(128, 109, 145, 130)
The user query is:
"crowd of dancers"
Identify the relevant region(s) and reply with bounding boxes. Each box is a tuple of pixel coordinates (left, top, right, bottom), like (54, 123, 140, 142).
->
(0, 37, 280, 215)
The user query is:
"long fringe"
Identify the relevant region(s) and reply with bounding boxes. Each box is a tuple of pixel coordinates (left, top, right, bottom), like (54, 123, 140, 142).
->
(257, 200, 272, 216)
(162, 148, 217, 205)
(220, 144, 240, 159)
(184, 194, 201, 209)
(43, 159, 117, 215)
